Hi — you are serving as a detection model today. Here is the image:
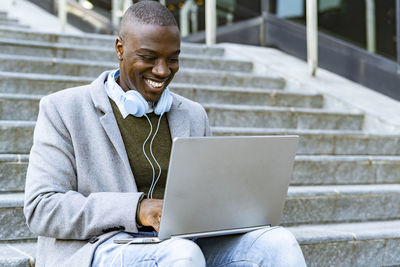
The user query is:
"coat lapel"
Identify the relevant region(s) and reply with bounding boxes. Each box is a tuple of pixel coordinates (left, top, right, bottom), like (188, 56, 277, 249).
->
(90, 71, 134, 180)
(167, 93, 190, 139)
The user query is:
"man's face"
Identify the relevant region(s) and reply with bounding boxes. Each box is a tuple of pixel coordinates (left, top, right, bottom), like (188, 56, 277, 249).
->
(115, 23, 180, 102)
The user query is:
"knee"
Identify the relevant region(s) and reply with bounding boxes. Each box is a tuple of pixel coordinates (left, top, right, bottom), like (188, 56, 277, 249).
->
(256, 227, 299, 248)
(161, 238, 205, 267)
(250, 227, 306, 267)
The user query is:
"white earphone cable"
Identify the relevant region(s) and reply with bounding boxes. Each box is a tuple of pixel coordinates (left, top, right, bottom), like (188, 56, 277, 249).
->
(110, 239, 138, 267)
(148, 114, 164, 198)
(143, 114, 156, 199)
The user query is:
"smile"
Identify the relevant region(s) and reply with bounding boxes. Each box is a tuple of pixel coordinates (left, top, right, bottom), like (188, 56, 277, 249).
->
(145, 78, 165, 88)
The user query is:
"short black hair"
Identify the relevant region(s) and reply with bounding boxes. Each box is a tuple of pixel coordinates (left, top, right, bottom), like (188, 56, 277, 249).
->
(119, 0, 178, 38)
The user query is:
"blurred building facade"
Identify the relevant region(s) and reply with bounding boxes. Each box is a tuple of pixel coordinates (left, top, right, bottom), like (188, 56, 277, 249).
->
(29, 0, 399, 103)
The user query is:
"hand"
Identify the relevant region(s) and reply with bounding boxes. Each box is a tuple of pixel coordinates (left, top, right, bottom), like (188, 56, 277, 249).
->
(138, 199, 163, 232)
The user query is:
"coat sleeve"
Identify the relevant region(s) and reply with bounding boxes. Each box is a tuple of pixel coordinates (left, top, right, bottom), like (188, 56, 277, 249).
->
(24, 96, 142, 240)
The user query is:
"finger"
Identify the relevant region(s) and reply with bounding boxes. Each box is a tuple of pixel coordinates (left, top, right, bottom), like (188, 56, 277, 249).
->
(153, 219, 160, 232)
(148, 214, 160, 231)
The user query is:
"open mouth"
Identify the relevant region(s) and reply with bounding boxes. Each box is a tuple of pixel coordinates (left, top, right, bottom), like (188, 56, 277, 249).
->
(145, 78, 166, 89)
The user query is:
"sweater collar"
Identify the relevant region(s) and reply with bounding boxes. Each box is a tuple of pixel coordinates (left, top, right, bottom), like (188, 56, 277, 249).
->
(90, 70, 190, 139)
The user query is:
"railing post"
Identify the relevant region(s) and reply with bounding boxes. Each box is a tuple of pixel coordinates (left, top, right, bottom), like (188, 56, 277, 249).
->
(205, 0, 216, 46)
(365, 0, 376, 53)
(191, 2, 199, 33)
(396, 0, 400, 73)
(112, 0, 120, 28)
(260, 0, 270, 46)
(58, 0, 67, 32)
(122, 0, 132, 12)
(306, 0, 318, 76)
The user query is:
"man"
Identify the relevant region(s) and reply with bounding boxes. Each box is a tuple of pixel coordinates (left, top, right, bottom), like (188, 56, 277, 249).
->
(24, 1, 306, 266)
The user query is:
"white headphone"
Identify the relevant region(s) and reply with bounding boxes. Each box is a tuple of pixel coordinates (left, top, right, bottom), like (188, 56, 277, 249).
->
(106, 69, 173, 118)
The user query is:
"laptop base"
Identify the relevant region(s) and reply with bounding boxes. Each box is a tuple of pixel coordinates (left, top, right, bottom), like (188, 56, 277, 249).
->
(114, 225, 271, 244)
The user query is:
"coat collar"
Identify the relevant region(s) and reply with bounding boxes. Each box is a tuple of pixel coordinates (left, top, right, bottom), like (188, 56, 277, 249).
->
(89, 71, 190, 171)
(167, 92, 190, 139)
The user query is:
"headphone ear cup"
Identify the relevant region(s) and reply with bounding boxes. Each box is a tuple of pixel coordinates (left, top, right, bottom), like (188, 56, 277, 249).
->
(154, 88, 173, 115)
(124, 90, 148, 117)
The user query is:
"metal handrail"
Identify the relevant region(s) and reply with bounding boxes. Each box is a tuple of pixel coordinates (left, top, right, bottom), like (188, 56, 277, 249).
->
(180, 0, 199, 37)
(180, 0, 194, 37)
(57, 0, 116, 33)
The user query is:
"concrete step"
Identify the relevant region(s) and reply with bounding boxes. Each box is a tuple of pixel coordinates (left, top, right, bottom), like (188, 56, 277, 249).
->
(0, 53, 253, 74)
(0, 120, 34, 154)
(0, 18, 18, 24)
(0, 87, 323, 121)
(212, 127, 400, 155)
(1, 220, 399, 267)
(0, 38, 226, 62)
(0, 94, 41, 121)
(2, 184, 400, 240)
(0, 71, 92, 95)
(288, 220, 400, 267)
(172, 84, 323, 108)
(3, 152, 400, 193)
(204, 104, 363, 130)
(283, 184, 400, 225)
(0, 12, 7, 20)
(0, 193, 35, 241)
(7, 121, 393, 157)
(0, 242, 36, 267)
(0, 154, 29, 192)
(0, 26, 225, 56)
(0, 70, 285, 94)
(293, 155, 400, 185)
(0, 94, 358, 130)
(3, 122, 376, 156)
(0, 25, 114, 46)
(0, 22, 28, 29)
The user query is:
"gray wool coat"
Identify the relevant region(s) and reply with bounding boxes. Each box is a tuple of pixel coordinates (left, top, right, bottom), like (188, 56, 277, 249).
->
(23, 71, 212, 267)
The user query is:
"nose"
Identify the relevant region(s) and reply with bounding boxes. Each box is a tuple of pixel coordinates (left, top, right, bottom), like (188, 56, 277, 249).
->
(152, 59, 170, 78)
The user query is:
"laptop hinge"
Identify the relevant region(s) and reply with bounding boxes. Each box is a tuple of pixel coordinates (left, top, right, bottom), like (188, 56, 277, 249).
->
(171, 225, 272, 239)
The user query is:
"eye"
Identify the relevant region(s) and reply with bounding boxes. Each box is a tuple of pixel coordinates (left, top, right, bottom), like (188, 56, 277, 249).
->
(168, 57, 179, 64)
(138, 55, 156, 62)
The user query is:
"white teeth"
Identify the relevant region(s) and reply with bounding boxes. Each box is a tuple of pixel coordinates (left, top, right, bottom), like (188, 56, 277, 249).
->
(146, 79, 164, 88)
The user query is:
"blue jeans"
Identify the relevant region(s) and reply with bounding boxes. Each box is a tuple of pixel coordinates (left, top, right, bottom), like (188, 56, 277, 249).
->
(91, 227, 306, 267)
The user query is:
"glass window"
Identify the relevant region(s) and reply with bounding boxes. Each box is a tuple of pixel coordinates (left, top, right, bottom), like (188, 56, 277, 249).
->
(165, 0, 261, 34)
(271, 0, 397, 60)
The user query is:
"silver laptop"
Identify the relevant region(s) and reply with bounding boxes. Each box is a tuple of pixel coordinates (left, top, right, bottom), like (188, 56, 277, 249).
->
(115, 135, 298, 244)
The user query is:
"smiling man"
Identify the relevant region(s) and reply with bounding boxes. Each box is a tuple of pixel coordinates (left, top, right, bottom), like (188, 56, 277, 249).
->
(24, 1, 305, 266)
(116, 17, 180, 102)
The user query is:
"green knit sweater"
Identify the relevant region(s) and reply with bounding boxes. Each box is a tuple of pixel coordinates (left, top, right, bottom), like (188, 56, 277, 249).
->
(110, 99, 172, 199)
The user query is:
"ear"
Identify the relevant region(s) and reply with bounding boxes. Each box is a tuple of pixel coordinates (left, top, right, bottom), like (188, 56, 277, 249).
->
(115, 37, 124, 61)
